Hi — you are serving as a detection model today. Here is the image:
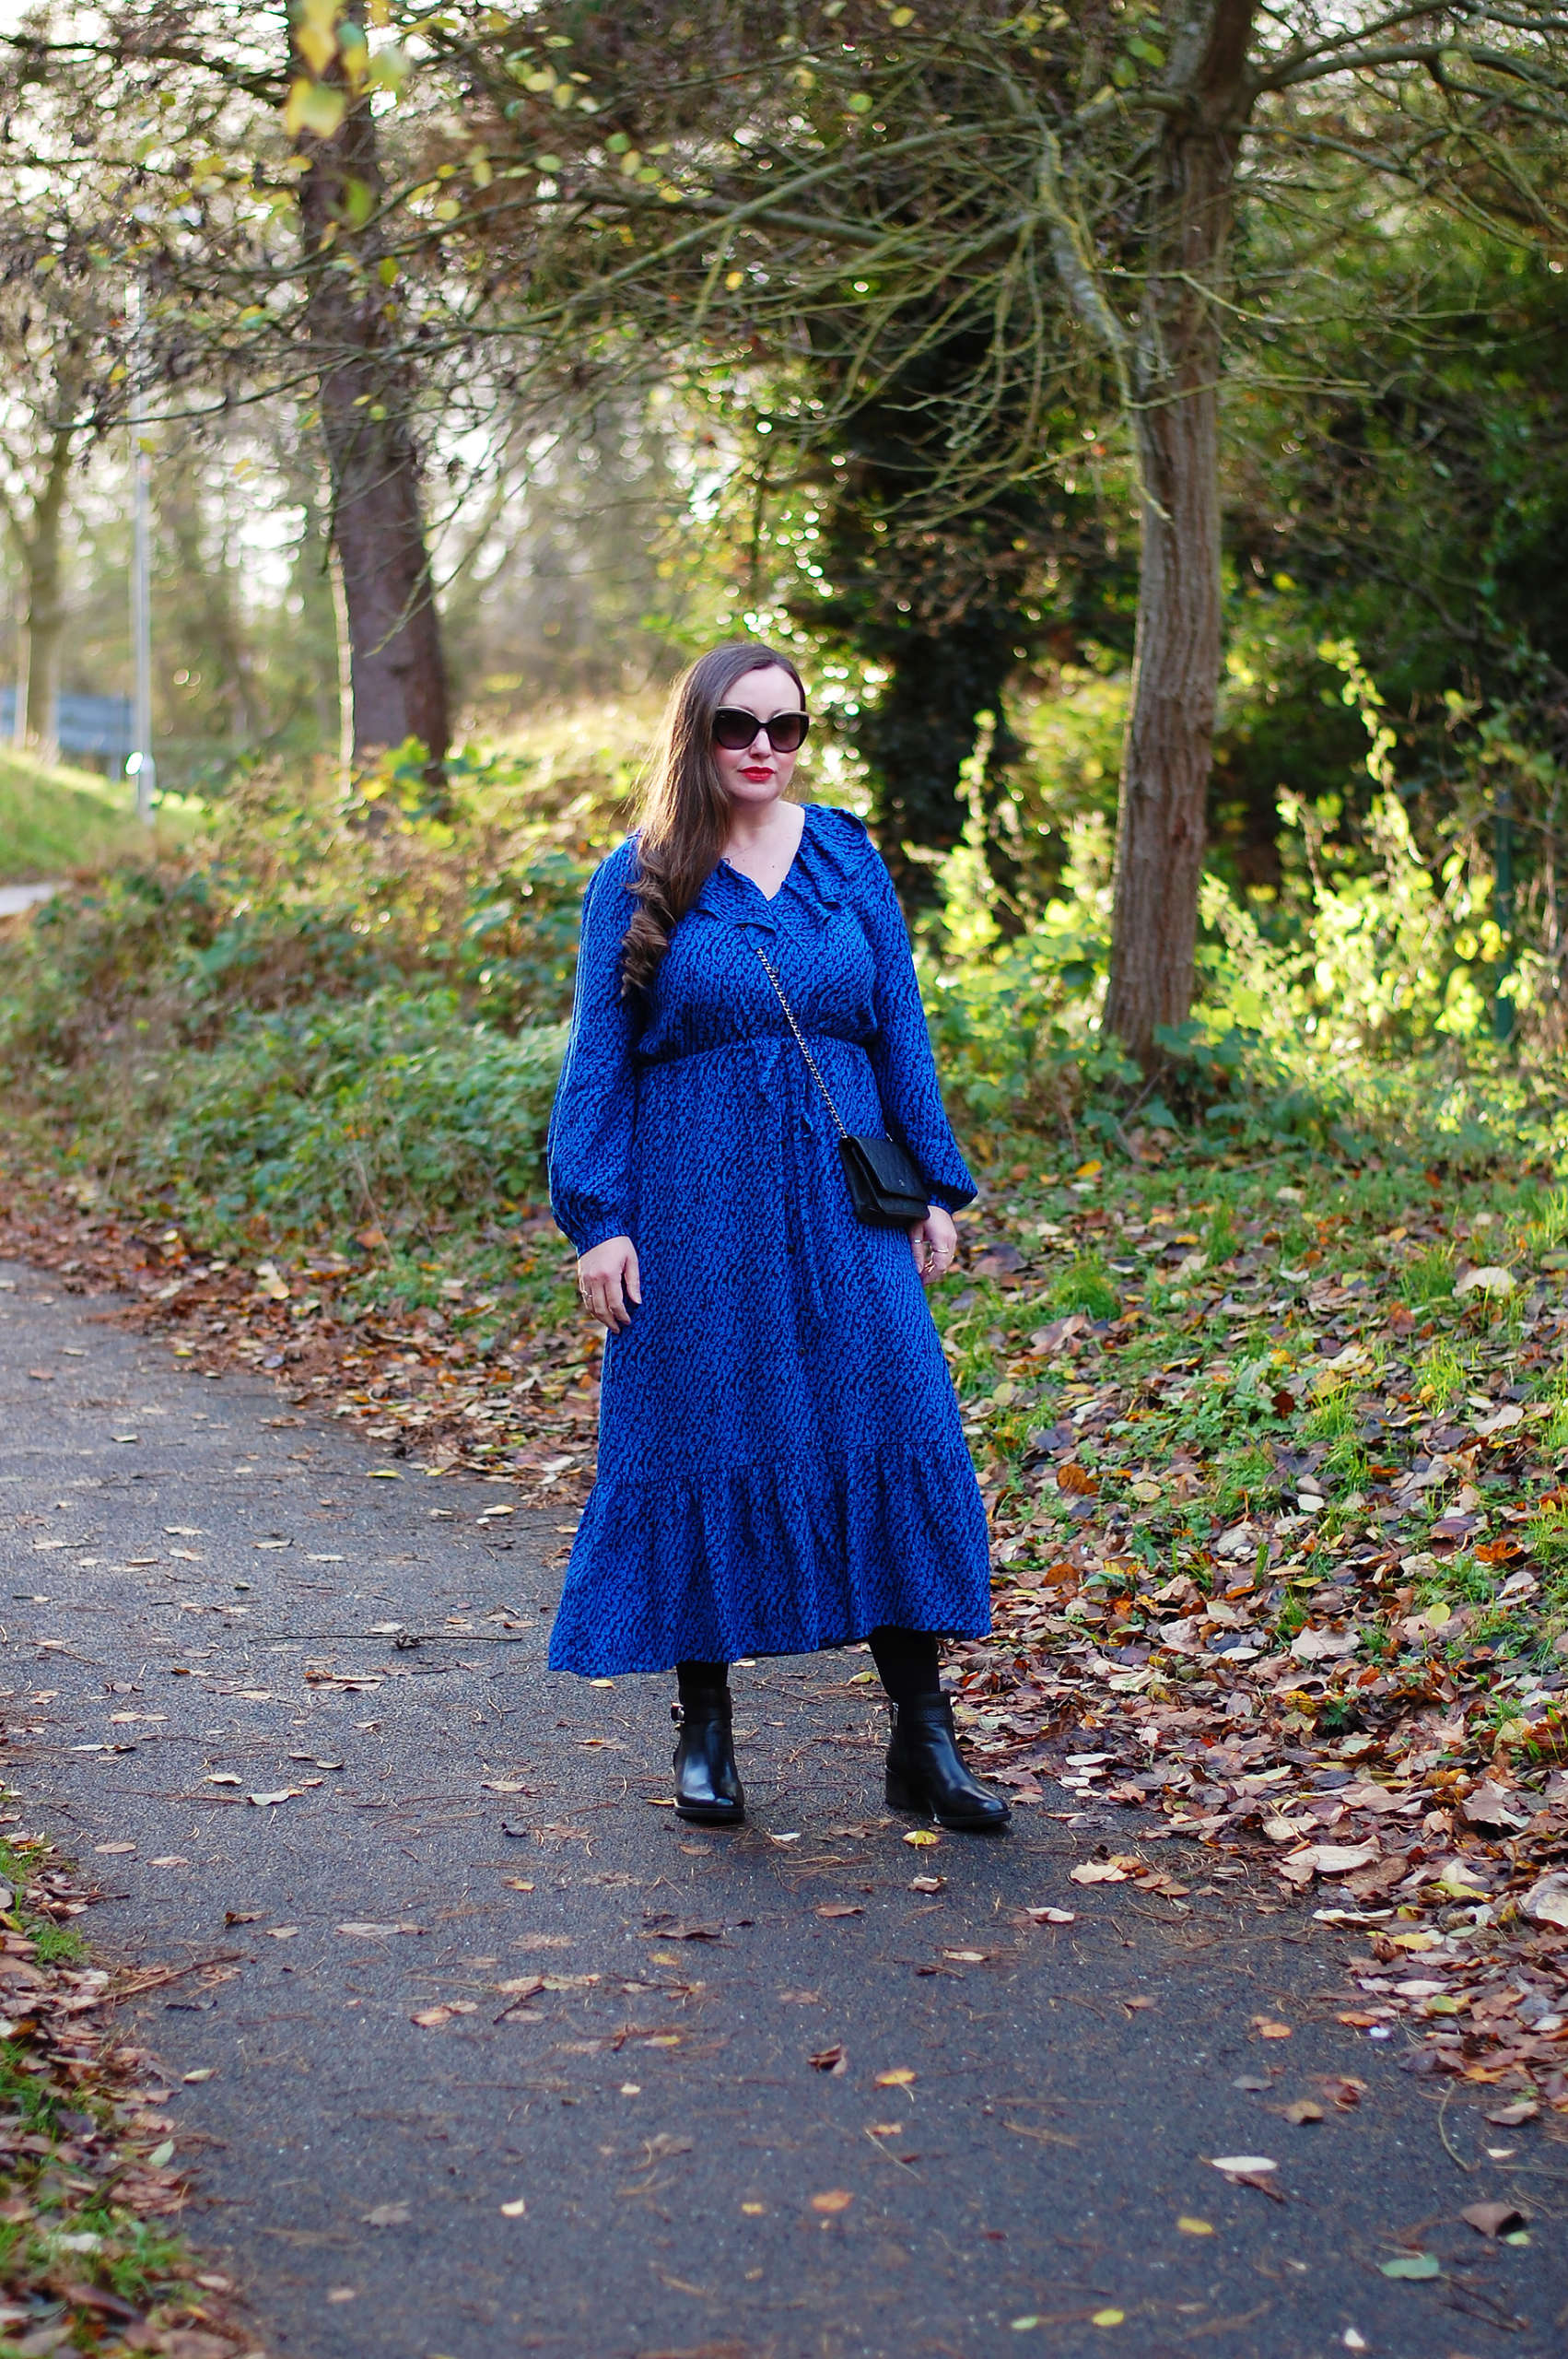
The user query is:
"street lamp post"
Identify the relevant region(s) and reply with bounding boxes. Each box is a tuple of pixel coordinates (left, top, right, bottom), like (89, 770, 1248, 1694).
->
(127, 279, 156, 823)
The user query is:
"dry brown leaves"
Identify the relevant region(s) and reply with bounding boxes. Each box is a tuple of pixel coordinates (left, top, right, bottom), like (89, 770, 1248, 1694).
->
(0, 1826, 265, 2355)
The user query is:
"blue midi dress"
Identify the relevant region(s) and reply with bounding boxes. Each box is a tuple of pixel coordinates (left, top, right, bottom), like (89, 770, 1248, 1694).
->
(544, 801, 992, 1675)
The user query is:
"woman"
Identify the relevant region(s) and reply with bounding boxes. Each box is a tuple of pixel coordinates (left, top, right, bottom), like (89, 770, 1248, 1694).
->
(546, 640, 1006, 1836)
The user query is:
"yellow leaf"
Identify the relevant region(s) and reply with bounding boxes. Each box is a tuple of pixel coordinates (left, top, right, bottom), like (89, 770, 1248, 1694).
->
(725, 268, 745, 288)
(498, 2198, 526, 2217)
(741, 2201, 765, 2214)
(810, 2189, 853, 2213)
(903, 1828, 941, 1847)
(1176, 2216, 1213, 2236)
(874, 2067, 916, 2086)
(1074, 1158, 1103, 1178)
(294, 0, 339, 77)
(1092, 2312, 1125, 2329)
(283, 78, 346, 140)
(434, 199, 461, 221)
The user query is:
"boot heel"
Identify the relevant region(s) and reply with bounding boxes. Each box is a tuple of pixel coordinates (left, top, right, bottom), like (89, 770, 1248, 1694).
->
(884, 1767, 923, 1813)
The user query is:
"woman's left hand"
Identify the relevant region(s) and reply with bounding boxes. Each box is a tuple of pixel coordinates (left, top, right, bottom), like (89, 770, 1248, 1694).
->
(909, 1205, 958, 1285)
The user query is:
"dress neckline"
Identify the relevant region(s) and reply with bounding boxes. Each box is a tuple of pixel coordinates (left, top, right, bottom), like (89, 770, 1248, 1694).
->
(721, 804, 809, 905)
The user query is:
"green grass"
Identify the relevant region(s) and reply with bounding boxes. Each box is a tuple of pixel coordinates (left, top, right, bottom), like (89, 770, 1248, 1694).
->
(1400, 1240, 1457, 1305)
(0, 749, 200, 879)
(1047, 1250, 1122, 1320)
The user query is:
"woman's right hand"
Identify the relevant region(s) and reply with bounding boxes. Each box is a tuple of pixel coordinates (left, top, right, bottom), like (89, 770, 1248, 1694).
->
(577, 1236, 641, 1332)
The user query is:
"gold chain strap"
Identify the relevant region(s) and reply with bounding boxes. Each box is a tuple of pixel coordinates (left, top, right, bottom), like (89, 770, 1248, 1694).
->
(751, 942, 851, 1141)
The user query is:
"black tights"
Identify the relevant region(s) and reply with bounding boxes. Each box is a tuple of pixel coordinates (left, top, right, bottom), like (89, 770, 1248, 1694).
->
(677, 1626, 939, 1709)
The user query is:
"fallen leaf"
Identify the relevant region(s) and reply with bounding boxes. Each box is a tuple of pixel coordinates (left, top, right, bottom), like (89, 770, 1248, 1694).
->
(1290, 1627, 1359, 1662)
(336, 1921, 423, 1939)
(1252, 2017, 1293, 2039)
(1459, 1782, 1528, 1832)
(809, 2189, 853, 2213)
(1025, 1905, 1077, 1924)
(362, 2201, 412, 2227)
(1462, 2201, 1527, 2238)
(809, 2044, 847, 2073)
(874, 2067, 916, 2087)
(1070, 1862, 1128, 1884)
(411, 2007, 452, 2028)
(94, 1841, 136, 1855)
(1519, 1872, 1568, 1929)
(902, 1829, 941, 1848)
(246, 1788, 302, 1808)
(1176, 2217, 1213, 2236)
(1091, 2312, 1125, 2330)
(498, 2198, 527, 2218)
(909, 1874, 944, 1894)
(265, 1926, 300, 1942)
(1281, 2099, 1324, 2125)
(181, 2068, 214, 2083)
(1379, 2252, 1440, 2280)
(815, 1902, 863, 1919)
(1280, 1842, 1379, 1881)
(1211, 2154, 1277, 2176)
(1454, 1264, 1514, 1297)
(1484, 2098, 1538, 2126)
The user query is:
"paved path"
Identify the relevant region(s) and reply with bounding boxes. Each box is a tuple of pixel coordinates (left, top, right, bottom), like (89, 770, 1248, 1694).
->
(0, 882, 61, 918)
(1, 1259, 1562, 2359)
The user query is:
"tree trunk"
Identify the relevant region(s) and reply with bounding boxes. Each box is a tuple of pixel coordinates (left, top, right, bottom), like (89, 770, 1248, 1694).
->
(19, 424, 73, 762)
(295, 8, 449, 780)
(1103, 2, 1258, 1065)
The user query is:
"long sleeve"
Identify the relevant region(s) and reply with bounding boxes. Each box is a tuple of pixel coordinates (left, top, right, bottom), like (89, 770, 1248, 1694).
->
(547, 847, 641, 1254)
(860, 851, 977, 1212)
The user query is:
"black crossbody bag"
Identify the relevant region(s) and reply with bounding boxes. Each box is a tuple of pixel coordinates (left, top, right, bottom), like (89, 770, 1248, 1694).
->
(751, 941, 930, 1228)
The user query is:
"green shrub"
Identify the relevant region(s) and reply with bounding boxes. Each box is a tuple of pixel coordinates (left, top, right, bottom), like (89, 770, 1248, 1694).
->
(136, 992, 568, 1244)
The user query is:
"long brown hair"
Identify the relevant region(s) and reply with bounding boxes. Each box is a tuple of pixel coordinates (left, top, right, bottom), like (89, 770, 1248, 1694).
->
(620, 640, 807, 1002)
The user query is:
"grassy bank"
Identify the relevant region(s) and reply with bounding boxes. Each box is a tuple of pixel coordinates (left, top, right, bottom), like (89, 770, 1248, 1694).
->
(0, 754, 201, 883)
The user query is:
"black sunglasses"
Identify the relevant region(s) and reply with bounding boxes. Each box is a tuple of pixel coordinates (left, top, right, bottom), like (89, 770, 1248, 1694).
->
(712, 705, 810, 753)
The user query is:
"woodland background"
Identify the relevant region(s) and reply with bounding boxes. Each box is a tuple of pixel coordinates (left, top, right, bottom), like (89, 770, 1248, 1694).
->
(1, 18, 1567, 2309)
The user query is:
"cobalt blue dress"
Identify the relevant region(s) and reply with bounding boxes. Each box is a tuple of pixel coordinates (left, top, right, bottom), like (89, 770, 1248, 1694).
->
(545, 802, 992, 1676)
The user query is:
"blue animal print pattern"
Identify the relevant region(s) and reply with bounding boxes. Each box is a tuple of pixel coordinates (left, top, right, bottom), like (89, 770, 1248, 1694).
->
(545, 802, 992, 1674)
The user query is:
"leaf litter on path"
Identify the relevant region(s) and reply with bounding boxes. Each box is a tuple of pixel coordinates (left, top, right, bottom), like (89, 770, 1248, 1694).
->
(5, 1136, 1565, 2107)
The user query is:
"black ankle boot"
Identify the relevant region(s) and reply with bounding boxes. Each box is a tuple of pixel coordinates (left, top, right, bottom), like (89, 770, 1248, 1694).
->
(885, 1695, 1010, 1833)
(672, 1688, 745, 1826)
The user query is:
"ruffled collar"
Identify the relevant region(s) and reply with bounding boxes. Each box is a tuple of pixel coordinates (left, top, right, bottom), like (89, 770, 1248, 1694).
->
(689, 804, 873, 933)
